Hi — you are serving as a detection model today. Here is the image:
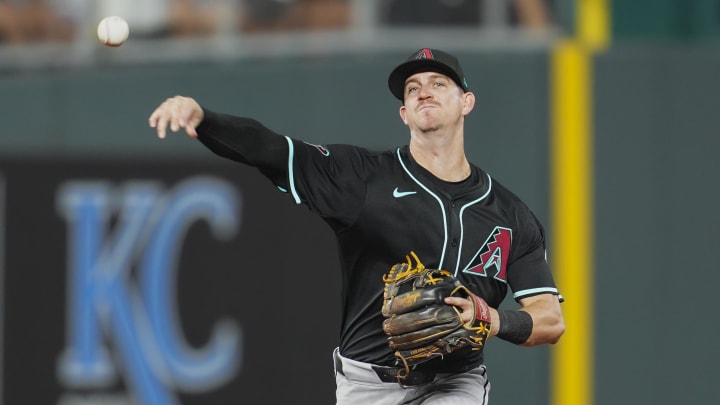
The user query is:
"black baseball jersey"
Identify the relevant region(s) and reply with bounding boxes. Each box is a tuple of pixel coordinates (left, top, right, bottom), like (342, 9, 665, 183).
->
(197, 110, 561, 372)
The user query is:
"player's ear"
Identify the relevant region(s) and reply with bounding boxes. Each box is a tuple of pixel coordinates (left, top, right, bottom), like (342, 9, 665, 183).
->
(462, 92, 476, 116)
(399, 105, 408, 125)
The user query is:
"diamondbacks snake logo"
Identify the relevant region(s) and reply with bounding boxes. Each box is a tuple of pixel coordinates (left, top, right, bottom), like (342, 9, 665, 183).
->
(304, 142, 330, 156)
(415, 48, 433, 60)
(462, 226, 512, 282)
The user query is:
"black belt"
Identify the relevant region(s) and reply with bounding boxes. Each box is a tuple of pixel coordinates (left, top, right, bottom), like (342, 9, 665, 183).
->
(334, 351, 436, 387)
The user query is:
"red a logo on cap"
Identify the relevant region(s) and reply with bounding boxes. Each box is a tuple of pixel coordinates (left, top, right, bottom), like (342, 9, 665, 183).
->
(416, 49, 433, 60)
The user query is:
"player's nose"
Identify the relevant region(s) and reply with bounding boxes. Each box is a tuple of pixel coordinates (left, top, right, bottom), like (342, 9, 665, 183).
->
(418, 86, 433, 99)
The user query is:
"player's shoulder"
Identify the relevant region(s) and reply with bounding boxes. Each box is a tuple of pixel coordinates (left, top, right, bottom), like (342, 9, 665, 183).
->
(320, 143, 399, 164)
(487, 175, 519, 200)
(300, 142, 390, 157)
(486, 176, 547, 236)
(485, 173, 536, 214)
(295, 142, 401, 176)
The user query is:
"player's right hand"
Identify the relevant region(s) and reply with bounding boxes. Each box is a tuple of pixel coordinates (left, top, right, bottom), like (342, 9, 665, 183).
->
(149, 96, 204, 139)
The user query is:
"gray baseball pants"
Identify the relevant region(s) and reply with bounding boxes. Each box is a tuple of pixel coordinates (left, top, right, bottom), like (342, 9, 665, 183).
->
(333, 348, 490, 404)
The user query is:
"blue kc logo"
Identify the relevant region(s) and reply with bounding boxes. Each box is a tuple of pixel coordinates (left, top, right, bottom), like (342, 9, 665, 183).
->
(55, 176, 243, 405)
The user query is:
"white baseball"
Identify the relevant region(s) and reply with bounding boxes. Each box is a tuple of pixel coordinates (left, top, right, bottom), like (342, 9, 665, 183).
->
(97, 16, 129, 47)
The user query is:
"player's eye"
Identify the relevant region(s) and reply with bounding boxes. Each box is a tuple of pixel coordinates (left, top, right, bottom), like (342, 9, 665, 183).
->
(406, 86, 418, 94)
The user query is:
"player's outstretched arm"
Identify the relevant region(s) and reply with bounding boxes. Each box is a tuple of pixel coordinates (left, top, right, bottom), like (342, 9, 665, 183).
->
(149, 96, 204, 139)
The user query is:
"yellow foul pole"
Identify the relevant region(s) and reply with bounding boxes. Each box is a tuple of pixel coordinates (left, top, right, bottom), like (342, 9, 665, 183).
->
(550, 1, 608, 405)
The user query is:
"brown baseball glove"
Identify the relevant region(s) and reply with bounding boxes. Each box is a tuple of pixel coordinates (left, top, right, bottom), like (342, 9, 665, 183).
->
(381, 252, 492, 380)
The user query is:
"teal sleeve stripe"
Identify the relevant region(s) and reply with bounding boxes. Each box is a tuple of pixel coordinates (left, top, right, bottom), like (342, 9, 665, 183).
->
(513, 287, 560, 299)
(284, 136, 301, 205)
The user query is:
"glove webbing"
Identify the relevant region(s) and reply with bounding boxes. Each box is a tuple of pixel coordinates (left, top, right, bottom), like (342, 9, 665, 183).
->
(382, 251, 451, 285)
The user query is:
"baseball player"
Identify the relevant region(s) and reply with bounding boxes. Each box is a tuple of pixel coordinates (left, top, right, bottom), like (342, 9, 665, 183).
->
(149, 48, 565, 404)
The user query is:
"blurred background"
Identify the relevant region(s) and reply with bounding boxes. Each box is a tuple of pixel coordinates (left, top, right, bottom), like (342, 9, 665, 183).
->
(1, 1, 719, 404)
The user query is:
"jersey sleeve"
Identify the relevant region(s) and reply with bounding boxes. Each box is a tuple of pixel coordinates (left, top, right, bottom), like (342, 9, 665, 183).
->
(195, 109, 289, 185)
(281, 139, 369, 229)
(196, 110, 368, 229)
(506, 207, 564, 302)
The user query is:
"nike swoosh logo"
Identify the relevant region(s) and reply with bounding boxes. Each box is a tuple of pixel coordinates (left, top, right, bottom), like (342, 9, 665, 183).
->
(393, 187, 417, 198)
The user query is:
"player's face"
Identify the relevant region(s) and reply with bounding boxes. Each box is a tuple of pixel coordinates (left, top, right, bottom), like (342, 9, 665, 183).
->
(399, 72, 473, 134)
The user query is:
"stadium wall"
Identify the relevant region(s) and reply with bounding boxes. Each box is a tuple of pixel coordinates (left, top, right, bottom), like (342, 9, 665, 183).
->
(1, 45, 717, 404)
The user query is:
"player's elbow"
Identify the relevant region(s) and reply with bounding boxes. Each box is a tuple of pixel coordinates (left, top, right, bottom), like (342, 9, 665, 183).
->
(542, 309, 566, 345)
(518, 294, 565, 346)
(547, 316, 565, 344)
(524, 312, 565, 346)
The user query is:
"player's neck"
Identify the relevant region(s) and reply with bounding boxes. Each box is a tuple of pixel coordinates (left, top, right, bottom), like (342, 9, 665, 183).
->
(409, 137, 471, 182)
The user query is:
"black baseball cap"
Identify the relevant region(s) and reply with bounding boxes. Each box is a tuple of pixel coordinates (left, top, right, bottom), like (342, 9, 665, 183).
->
(388, 48, 469, 101)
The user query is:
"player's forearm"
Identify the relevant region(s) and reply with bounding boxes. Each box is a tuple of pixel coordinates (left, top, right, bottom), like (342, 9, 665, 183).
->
(490, 294, 564, 346)
(195, 109, 288, 169)
(517, 295, 565, 346)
